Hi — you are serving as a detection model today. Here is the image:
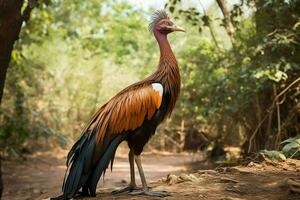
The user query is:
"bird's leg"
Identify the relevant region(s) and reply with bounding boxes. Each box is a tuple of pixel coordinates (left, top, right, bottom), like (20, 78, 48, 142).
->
(135, 155, 147, 188)
(129, 155, 171, 197)
(112, 149, 137, 194)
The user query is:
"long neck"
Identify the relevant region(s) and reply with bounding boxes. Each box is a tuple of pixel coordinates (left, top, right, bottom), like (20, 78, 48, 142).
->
(152, 30, 181, 117)
(154, 32, 176, 66)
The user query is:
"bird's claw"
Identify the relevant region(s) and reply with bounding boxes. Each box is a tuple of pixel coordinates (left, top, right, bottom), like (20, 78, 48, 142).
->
(112, 184, 138, 195)
(129, 188, 171, 197)
(76, 191, 95, 197)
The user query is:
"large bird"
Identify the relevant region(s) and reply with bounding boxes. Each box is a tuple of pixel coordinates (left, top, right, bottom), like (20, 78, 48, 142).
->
(53, 10, 184, 200)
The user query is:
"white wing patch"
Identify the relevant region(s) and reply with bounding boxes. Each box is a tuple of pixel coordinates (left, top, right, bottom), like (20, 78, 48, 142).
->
(151, 83, 163, 96)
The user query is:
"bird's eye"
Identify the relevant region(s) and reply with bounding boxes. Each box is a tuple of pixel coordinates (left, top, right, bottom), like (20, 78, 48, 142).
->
(160, 21, 171, 29)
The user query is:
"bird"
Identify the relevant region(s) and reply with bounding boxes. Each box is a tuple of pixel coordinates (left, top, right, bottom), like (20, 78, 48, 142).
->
(52, 10, 184, 200)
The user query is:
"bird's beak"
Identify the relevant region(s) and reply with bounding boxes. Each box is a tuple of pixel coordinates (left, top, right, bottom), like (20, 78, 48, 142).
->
(167, 25, 185, 32)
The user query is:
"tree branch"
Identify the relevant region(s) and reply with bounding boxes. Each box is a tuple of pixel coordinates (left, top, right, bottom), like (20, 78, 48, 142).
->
(216, 0, 235, 43)
(22, 0, 38, 22)
(248, 76, 300, 153)
(199, 0, 220, 49)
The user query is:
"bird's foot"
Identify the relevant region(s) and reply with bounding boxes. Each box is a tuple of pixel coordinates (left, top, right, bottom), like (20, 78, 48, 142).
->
(129, 187, 171, 197)
(112, 184, 138, 195)
(76, 191, 96, 197)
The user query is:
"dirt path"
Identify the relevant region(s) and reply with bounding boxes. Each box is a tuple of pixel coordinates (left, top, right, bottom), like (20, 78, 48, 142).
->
(2, 148, 300, 200)
(2, 148, 196, 200)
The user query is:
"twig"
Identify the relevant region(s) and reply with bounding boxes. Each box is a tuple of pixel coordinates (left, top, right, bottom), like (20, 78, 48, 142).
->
(215, 0, 235, 43)
(248, 114, 268, 153)
(290, 149, 300, 159)
(198, 0, 220, 49)
(274, 85, 281, 149)
(273, 76, 300, 104)
(163, 134, 182, 150)
(248, 76, 300, 153)
(178, 120, 185, 150)
(266, 105, 274, 142)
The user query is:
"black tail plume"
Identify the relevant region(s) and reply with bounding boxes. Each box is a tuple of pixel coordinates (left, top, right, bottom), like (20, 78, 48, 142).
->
(62, 132, 95, 198)
(61, 133, 125, 198)
(84, 134, 125, 196)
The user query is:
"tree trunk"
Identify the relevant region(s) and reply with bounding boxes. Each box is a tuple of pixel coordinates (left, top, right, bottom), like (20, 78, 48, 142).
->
(0, 0, 24, 104)
(216, 0, 235, 43)
(0, 0, 27, 198)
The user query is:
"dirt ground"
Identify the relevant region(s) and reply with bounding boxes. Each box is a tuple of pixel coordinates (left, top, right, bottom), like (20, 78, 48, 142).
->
(2, 147, 300, 200)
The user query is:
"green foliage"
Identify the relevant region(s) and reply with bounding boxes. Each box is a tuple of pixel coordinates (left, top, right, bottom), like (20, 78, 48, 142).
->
(281, 136, 300, 158)
(260, 150, 286, 161)
(0, 53, 67, 154)
(168, 0, 300, 153)
(0, 0, 157, 154)
(260, 136, 300, 161)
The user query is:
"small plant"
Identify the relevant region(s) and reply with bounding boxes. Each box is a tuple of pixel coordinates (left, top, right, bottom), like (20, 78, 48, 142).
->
(281, 136, 300, 159)
(260, 136, 300, 161)
(260, 150, 286, 161)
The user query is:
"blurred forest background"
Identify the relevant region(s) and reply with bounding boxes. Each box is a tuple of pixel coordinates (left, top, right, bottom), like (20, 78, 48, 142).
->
(0, 0, 300, 162)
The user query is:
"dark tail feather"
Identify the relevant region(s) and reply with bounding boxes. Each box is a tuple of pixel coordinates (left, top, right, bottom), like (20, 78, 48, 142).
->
(62, 133, 89, 191)
(85, 134, 126, 196)
(66, 133, 89, 166)
(62, 133, 125, 198)
(62, 132, 96, 198)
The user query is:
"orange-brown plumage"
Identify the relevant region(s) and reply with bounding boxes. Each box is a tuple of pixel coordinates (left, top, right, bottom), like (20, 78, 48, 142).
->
(83, 83, 164, 144)
(57, 10, 184, 200)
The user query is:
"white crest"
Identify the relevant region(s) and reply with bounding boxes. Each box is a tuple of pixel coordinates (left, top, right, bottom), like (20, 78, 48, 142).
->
(148, 10, 169, 32)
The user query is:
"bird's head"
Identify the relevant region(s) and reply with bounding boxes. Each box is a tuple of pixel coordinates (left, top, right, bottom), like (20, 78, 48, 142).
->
(148, 10, 185, 35)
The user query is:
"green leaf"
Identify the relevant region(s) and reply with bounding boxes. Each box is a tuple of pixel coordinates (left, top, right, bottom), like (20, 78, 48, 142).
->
(202, 15, 210, 26)
(261, 150, 286, 161)
(293, 21, 300, 30)
(282, 142, 300, 154)
(281, 137, 297, 144)
(169, 6, 175, 13)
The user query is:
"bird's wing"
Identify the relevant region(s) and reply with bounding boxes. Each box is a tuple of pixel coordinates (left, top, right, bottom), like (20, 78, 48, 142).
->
(63, 82, 164, 195)
(86, 82, 164, 144)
